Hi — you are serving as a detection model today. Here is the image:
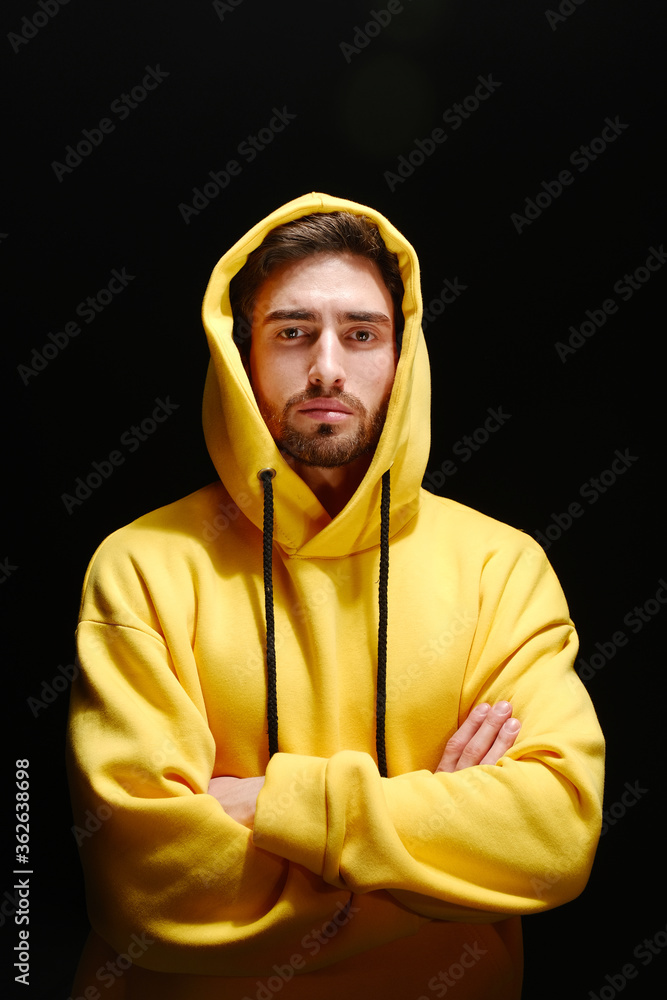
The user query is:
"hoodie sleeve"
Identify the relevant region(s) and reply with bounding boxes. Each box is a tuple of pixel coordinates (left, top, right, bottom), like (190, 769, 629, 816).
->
(253, 539, 605, 922)
(67, 537, 415, 979)
(68, 619, 302, 976)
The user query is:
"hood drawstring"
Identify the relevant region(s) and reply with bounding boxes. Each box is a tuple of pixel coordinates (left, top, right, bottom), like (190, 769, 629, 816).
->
(258, 469, 279, 759)
(258, 468, 391, 777)
(376, 469, 391, 778)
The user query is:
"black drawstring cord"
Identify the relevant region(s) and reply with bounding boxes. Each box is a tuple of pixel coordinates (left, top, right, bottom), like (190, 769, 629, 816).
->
(259, 468, 279, 759)
(376, 470, 391, 778)
(259, 466, 390, 774)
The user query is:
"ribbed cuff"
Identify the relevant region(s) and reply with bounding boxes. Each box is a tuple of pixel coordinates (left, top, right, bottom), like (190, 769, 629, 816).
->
(253, 753, 329, 875)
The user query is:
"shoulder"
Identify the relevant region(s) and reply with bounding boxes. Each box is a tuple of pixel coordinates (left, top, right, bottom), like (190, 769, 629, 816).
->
(418, 489, 544, 559)
(417, 491, 570, 617)
(82, 482, 236, 585)
(78, 482, 249, 623)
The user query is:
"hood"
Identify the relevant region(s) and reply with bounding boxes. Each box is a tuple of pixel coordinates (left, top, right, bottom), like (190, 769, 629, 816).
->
(201, 192, 430, 558)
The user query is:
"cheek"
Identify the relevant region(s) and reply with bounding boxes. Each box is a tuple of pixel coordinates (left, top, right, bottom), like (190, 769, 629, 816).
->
(249, 350, 272, 394)
(251, 351, 299, 407)
(361, 355, 396, 401)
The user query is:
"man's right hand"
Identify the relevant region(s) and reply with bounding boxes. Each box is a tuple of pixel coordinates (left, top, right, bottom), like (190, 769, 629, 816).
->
(435, 701, 521, 773)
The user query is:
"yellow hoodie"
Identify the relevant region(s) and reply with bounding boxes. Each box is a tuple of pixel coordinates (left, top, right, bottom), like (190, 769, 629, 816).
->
(67, 193, 604, 1000)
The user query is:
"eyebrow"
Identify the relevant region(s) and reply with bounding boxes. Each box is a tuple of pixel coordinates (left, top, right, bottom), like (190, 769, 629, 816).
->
(262, 309, 392, 325)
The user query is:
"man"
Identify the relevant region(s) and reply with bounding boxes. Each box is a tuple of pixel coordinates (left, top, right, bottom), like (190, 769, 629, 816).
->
(67, 192, 604, 999)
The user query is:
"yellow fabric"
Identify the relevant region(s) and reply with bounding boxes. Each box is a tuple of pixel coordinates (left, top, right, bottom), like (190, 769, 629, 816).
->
(67, 192, 604, 999)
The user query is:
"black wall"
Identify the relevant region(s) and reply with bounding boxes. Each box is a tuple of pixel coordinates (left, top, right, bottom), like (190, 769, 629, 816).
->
(3, 1, 665, 996)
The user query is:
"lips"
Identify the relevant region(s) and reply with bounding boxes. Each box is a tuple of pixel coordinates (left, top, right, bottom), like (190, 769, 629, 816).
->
(298, 400, 353, 414)
(294, 397, 356, 424)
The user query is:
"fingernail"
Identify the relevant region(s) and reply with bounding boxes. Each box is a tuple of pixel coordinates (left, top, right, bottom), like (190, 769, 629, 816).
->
(496, 701, 511, 713)
(476, 703, 490, 715)
(504, 719, 521, 733)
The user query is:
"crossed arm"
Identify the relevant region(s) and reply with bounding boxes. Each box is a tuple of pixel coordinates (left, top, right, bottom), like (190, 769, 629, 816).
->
(208, 700, 521, 828)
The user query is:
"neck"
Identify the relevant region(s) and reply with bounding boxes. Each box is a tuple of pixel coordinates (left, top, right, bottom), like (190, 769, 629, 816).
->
(282, 452, 373, 517)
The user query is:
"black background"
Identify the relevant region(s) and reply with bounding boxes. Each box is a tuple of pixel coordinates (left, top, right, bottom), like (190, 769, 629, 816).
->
(2, 1, 665, 996)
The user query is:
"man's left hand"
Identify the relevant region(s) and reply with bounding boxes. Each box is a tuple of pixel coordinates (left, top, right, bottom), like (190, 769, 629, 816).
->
(208, 776, 265, 828)
(435, 701, 521, 773)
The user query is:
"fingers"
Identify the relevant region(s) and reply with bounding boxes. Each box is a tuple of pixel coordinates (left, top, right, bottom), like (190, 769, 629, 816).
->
(435, 702, 521, 773)
(207, 776, 265, 828)
(479, 716, 521, 766)
(436, 703, 492, 773)
(456, 701, 515, 771)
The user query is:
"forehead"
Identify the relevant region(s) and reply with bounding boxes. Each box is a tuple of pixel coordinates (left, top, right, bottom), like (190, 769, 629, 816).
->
(252, 253, 393, 318)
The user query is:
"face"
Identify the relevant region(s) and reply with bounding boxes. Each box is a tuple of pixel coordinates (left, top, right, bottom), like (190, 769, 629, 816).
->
(247, 252, 398, 469)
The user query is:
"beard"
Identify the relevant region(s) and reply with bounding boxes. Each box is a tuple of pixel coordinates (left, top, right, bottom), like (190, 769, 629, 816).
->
(256, 386, 390, 468)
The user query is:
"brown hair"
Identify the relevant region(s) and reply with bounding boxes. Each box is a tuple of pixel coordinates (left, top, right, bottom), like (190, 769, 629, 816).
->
(229, 211, 404, 356)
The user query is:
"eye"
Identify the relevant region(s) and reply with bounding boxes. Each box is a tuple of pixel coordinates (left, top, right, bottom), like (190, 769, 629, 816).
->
(350, 329, 374, 342)
(278, 327, 306, 340)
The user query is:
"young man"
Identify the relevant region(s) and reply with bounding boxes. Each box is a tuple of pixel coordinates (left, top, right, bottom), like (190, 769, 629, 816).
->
(67, 193, 604, 999)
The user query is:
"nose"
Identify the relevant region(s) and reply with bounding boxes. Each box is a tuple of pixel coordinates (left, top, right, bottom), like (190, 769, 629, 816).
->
(307, 330, 346, 389)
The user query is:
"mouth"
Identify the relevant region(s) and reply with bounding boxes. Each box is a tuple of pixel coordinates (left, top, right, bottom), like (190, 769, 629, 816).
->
(296, 398, 355, 422)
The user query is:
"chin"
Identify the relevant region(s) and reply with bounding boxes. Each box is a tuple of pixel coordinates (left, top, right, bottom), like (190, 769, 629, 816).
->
(279, 426, 378, 469)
